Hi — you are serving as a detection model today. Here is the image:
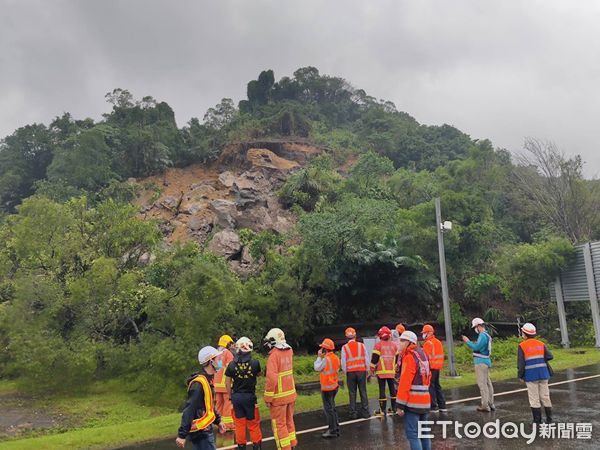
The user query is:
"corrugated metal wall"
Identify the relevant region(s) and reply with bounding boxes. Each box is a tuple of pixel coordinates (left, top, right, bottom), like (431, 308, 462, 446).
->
(552, 242, 600, 302)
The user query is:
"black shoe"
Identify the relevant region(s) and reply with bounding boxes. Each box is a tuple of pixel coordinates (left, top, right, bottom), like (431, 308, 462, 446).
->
(348, 413, 358, 420)
(322, 430, 338, 438)
(490, 404, 496, 411)
(360, 410, 371, 419)
(237, 445, 247, 450)
(252, 443, 262, 450)
(544, 407, 553, 423)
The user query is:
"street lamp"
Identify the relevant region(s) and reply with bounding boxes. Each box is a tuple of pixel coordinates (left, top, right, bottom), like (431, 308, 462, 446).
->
(435, 197, 458, 377)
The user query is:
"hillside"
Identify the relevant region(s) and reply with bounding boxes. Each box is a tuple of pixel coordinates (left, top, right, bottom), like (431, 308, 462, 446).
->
(132, 141, 325, 274)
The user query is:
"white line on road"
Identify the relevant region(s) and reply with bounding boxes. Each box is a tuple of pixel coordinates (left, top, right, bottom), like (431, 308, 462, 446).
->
(216, 373, 600, 449)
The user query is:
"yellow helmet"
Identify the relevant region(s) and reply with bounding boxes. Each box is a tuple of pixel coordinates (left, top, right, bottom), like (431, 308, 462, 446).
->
(218, 334, 234, 348)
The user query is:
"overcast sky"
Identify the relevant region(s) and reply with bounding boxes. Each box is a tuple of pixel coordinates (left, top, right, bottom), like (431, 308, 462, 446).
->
(2, 0, 599, 177)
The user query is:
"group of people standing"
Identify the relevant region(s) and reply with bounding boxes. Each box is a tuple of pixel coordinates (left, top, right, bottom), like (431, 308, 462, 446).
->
(176, 319, 555, 450)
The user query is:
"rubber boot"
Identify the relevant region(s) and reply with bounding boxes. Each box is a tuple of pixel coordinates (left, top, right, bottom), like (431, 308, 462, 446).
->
(375, 399, 387, 416)
(531, 407, 542, 424)
(544, 407, 553, 423)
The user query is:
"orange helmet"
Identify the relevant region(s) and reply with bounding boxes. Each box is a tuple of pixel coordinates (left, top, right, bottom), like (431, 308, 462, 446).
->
(378, 326, 392, 340)
(345, 327, 356, 338)
(395, 323, 405, 334)
(319, 338, 335, 351)
(421, 324, 434, 334)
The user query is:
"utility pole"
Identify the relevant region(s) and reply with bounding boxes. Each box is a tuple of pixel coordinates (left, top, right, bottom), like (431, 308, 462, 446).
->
(435, 197, 457, 376)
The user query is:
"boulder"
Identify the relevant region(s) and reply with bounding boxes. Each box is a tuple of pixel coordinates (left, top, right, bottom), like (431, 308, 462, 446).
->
(209, 199, 237, 229)
(208, 230, 241, 259)
(218, 171, 236, 188)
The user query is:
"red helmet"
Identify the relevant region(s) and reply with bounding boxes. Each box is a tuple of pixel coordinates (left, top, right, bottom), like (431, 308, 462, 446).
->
(378, 326, 392, 340)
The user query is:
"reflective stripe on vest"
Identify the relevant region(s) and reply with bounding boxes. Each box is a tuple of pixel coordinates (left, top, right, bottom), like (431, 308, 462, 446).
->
(187, 375, 216, 432)
(424, 337, 444, 370)
(374, 342, 396, 376)
(473, 332, 492, 359)
(343, 341, 367, 372)
(396, 347, 431, 413)
(320, 353, 340, 391)
(521, 339, 547, 371)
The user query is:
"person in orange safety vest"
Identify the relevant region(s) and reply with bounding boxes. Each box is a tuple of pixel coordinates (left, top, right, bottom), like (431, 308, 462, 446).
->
(341, 327, 370, 419)
(421, 324, 447, 413)
(370, 326, 398, 416)
(263, 328, 297, 450)
(314, 338, 341, 439)
(214, 335, 235, 431)
(395, 331, 432, 450)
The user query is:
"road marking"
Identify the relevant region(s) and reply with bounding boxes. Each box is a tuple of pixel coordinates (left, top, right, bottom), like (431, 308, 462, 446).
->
(216, 373, 600, 449)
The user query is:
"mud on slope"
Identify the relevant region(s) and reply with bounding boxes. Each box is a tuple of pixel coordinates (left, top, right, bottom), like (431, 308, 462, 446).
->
(132, 141, 323, 275)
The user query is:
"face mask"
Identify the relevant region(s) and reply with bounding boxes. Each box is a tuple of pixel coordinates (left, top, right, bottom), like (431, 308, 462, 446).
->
(422, 334, 428, 340)
(475, 328, 480, 334)
(212, 359, 223, 371)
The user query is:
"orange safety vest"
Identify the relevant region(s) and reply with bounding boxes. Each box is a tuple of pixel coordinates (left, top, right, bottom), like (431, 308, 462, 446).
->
(320, 352, 340, 392)
(519, 338, 550, 382)
(423, 336, 444, 370)
(342, 340, 367, 372)
(372, 340, 397, 379)
(187, 374, 217, 432)
(396, 344, 431, 414)
(264, 347, 297, 406)
(213, 348, 234, 393)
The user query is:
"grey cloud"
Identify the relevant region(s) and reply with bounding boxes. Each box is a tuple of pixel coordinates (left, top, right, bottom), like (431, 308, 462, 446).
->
(1, 0, 598, 176)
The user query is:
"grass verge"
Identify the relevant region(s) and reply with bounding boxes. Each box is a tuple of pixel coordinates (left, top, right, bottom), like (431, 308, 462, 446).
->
(1, 346, 599, 450)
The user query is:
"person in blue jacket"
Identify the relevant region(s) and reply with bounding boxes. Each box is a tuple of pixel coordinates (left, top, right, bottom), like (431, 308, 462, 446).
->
(461, 318, 495, 412)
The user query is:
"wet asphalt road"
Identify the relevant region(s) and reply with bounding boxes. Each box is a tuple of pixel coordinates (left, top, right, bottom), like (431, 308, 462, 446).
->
(120, 363, 600, 450)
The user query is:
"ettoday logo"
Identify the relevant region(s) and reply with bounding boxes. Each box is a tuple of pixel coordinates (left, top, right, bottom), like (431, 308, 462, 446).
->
(418, 420, 593, 444)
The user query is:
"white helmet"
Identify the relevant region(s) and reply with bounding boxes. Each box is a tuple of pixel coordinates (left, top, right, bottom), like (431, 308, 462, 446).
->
(263, 328, 286, 351)
(236, 337, 254, 353)
(399, 331, 418, 344)
(471, 317, 485, 329)
(521, 323, 537, 336)
(198, 346, 222, 365)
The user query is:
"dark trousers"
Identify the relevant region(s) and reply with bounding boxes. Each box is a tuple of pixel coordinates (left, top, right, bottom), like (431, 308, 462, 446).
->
(429, 369, 446, 409)
(378, 377, 396, 410)
(346, 371, 369, 416)
(404, 411, 431, 450)
(191, 430, 216, 450)
(321, 388, 339, 433)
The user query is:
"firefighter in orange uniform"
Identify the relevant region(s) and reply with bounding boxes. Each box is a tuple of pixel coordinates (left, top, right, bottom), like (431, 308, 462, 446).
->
(370, 326, 398, 416)
(263, 328, 297, 450)
(214, 335, 235, 431)
(314, 338, 341, 439)
(396, 331, 432, 450)
(421, 324, 446, 413)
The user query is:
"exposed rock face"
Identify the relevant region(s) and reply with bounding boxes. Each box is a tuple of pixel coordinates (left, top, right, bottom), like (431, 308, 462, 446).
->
(133, 140, 323, 275)
(207, 230, 241, 259)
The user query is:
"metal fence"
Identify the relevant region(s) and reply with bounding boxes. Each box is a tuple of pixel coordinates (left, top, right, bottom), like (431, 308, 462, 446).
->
(552, 241, 600, 348)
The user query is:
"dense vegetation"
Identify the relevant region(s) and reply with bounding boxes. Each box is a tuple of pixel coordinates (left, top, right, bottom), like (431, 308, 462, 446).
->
(1, 67, 598, 396)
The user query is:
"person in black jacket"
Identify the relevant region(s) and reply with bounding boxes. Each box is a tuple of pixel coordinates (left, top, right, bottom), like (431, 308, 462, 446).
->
(176, 346, 226, 450)
(225, 337, 262, 450)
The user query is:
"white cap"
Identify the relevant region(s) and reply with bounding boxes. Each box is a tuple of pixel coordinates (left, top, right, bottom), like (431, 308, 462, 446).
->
(399, 331, 418, 344)
(471, 318, 485, 329)
(198, 346, 222, 365)
(521, 323, 537, 336)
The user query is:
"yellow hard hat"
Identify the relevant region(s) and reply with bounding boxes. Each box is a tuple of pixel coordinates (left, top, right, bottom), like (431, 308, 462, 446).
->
(218, 334, 234, 348)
